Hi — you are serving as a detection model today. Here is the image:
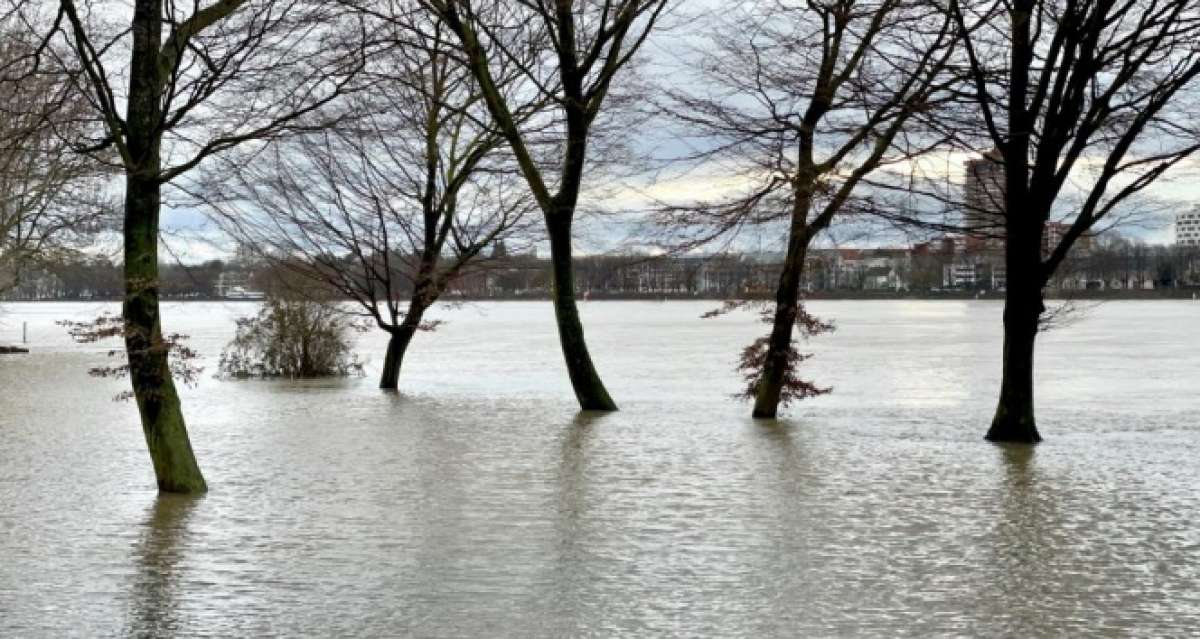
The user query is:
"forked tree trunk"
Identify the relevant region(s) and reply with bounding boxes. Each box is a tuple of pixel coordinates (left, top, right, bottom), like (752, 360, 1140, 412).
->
(379, 303, 426, 391)
(752, 217, 811, 418)
(986, 271, 1044, 443)
(122, 0, 205, 493)
(548, 220, 617, 411)
(124, 174, 207, 493)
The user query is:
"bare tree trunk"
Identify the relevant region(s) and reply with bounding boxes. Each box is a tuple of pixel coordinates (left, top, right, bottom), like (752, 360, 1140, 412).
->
(753, 216, 810, 418)
(987, 252, 1044, 443)
(986, 0, 1041, 445)
(121, 0, 205, 493)
(124, 173, 207, 493)
(548, 219, 616, 411)
(379, 302, 425, 391)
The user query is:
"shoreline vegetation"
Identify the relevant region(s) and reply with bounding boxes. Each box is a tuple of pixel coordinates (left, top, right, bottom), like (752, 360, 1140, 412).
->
(3, 288, 1198, 303)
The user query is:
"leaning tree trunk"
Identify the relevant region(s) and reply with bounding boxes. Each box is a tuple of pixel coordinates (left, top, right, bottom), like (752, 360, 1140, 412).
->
(121, 0, 206, 493)
(379, 302, 426, 391)
(547, 219, 617, 411)
(752, 215, 811, 419)
(123, 173, 207, 493)
(986, 263, 1044, 443)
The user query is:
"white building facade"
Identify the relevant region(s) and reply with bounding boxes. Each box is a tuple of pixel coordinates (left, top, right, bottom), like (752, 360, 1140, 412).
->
(1179, 209, 1200, 247)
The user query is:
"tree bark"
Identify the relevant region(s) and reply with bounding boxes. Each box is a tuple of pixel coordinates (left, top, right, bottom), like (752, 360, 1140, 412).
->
(548, 220, 617, 411)
(378, 303, 425, 391)
(124, 174, 207, 493)
(986, 0, 1042, 444)
(752, 214, 811, 418)
(122, 0, 206, 493)
(987, 265, 1044, 443)
(991, 75, 1042, 442)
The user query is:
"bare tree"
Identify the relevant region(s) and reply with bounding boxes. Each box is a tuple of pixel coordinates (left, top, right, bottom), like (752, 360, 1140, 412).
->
(947, 0, 1200, 442)
(18, 0, 362, 492)
(421, 0, 670, 412)
(657, 0, 957, 418)
(0, 16, 111, 294)
(200, 10, 534, 390)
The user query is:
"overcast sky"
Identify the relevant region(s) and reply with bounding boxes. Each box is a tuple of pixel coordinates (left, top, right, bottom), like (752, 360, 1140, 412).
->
(150, 0, 1200, 264)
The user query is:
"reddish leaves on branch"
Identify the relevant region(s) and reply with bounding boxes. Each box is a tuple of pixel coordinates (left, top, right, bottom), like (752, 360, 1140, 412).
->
(700, 299, 747, 319)
(58, 313, 202, 401)
(416, 319, 444, 333)
(704, 299, 834, 406)
(792, 304, 835, 336)
(736, 334, 832, 405)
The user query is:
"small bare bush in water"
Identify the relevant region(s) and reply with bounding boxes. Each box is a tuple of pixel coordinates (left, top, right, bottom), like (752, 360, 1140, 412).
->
(218, 297, 365, 379)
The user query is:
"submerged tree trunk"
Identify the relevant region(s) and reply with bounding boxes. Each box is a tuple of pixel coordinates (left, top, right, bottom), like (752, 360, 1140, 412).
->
(378, 302, 425, 391)
(987, 0, 1041, 445)
(547, 220, 617, 411)
(752, 215, 811, 419)
(987, 266, 1044, 443)
(124, 174, 207, 493)
(122, 0, 206, 493)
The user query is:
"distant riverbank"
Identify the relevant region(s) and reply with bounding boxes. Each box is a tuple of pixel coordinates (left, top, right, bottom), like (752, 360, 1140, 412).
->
(5, 287, 1199, 303)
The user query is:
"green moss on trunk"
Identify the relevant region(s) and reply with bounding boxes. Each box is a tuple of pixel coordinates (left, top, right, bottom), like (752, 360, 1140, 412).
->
(124, 174, 207, 493)
(121, 0, 206, 493)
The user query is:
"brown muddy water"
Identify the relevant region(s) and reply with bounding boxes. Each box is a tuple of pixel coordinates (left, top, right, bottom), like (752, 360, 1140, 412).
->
(1, 300, 1199, 636)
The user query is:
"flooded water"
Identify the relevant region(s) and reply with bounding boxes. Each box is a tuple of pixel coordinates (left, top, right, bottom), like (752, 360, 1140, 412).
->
(1, 300, 1198, 636)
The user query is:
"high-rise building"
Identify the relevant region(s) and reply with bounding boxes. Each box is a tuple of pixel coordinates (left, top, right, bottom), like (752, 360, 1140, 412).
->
(1177, 208, 1200, 247)
(963, 149, 1006, 242)
(1042, 221, 1092, 257)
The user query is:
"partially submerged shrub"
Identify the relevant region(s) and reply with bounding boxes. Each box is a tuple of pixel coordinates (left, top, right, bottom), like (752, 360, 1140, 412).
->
(218, 296, 365, 379)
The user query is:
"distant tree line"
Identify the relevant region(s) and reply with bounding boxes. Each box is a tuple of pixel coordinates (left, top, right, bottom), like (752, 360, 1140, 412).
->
(1052, 239, 1200, 291)
(2, 256, 228, 300)
(8, 238, 1197, 303)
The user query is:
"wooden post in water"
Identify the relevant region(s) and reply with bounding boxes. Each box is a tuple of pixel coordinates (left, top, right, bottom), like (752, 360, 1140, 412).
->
(23, 322, 27, 344)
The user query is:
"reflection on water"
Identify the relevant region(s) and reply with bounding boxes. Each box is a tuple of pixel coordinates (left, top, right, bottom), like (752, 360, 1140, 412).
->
(555, 411, 601, 535)
(985, 445, 1055, 634)
(127, 495, 201, 637)
(546, 412, 602, 635)
(3, 301, 1200, 635)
